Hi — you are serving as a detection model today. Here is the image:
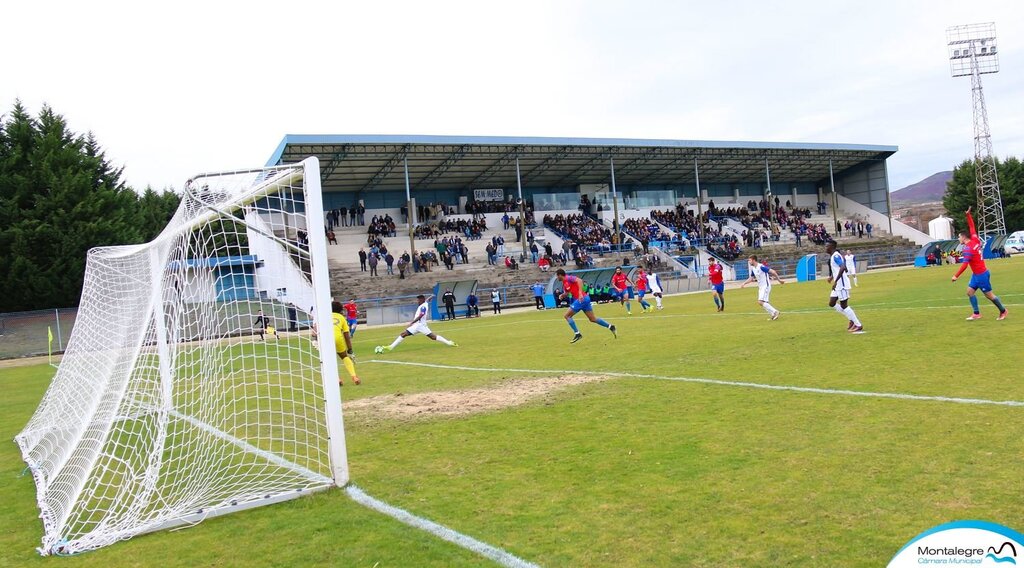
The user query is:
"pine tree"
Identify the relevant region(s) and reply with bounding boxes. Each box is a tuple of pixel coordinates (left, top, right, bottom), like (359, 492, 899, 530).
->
(942, 157, 1023, 233)
(0, 102, 178, 311)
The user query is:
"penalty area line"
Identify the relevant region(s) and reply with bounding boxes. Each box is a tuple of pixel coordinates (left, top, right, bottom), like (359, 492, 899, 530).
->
(345, 485, 540, 568)
(366, 360, 1024, 408)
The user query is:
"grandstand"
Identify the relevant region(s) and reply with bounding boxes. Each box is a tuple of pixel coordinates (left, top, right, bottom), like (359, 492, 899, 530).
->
(266, 135, 931, 308)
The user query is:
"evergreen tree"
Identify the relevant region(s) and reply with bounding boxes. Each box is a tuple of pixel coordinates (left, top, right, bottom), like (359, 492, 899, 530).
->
(942, 157, 1024, 233)
(0, 102, 179, 311)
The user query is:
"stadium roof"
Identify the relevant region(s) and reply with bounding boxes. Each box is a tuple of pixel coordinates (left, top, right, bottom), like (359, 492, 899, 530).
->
(266, 135, 897, 193)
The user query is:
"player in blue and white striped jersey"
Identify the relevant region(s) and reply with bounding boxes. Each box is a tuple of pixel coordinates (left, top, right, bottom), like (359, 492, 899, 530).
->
(740, 255, 785, 320)
(827, 241, 864, 333)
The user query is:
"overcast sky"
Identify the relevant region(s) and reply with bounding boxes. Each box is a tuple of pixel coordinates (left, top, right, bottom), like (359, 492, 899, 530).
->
(3, 0, 1022, 192)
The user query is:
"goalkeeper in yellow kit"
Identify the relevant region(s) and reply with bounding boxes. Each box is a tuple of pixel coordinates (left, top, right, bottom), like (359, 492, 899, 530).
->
(314, 300, 361, 385)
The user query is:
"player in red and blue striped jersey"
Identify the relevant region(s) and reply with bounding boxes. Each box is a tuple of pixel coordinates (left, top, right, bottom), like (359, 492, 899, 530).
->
(708, 257, 725, 312)
(556, 269, 618, 343)
(952, 207, 1007, 321)
(611, 267, 634, 315)
(635, 268, 653, 313)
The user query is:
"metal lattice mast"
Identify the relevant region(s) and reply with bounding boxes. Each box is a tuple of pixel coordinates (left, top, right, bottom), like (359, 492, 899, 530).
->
(948, 22, 1006, 236)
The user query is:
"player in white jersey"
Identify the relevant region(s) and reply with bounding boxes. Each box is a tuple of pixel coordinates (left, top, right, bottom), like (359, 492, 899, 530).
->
(647, 272, 665, 309)
(377, 294, 458, 352)
(844, 250, 858, 287)
(740, 255, 785, 320)
(828, 242, 864, 333)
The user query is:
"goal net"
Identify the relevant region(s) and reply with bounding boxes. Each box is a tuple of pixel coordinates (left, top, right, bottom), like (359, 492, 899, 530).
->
(15, 158, 347, 555)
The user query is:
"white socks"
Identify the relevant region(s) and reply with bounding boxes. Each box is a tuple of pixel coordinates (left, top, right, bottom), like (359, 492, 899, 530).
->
(762, 303, 778, 316)
(655, 297, 663, 308)
(835, 304, 861, 326)
(436, 335, 455, 346)
(389, 336, 404, 350)
(843, 307, 861, 327)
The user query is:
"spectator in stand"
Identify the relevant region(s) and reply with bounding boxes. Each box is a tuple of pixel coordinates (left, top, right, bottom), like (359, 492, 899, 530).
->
(530, 241, 540, 263)
(326, 229, 337, 245)
(385, 252, 394, 275)
(486, 242, 497, 265)
(504, 255, 519, 270)
(866, 223, 873, 238)
(368, 253, 379, 277)
(466, 293, 480, 317)
(490, 289, 502, 314)
(538, 256, 551, 272)
(358, 248, 367, 272)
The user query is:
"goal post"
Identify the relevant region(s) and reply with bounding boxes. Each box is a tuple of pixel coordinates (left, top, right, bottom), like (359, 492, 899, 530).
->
(14, 157, 349, 555)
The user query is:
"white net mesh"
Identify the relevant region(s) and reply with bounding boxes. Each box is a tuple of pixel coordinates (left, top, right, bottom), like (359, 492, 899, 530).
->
(15, 159, 345, 555)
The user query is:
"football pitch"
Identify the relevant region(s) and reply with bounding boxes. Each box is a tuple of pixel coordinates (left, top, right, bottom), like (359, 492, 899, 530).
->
(2, 259, 1023, 567)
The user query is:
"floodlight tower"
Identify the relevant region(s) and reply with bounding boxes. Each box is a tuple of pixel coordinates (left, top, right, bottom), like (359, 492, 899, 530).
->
(947, 22, 1006, 236)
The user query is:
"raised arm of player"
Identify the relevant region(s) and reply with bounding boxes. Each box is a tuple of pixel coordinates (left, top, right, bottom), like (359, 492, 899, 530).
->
(965, 206, 977, 240)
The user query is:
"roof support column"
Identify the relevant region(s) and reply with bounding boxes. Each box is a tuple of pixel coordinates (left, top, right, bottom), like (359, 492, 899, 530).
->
(404, 157, 417, 263)
(694, 158, 706, 244)
(515, 156, 528, 261)
(765, 157, 778, 236)
(610, 157, 620, 245)
(829, 159, 840, 237)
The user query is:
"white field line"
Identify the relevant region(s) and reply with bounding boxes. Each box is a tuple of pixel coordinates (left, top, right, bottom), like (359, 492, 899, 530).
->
(345, 485, 540, 568)
(365, 360, 1024, 408)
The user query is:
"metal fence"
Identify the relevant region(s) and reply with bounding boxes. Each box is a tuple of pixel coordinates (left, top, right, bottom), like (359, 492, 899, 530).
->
(0, 308, 79, 360)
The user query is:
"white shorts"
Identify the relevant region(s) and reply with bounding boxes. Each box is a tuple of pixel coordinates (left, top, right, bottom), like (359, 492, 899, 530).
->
(830, 288, 850, 302)
(649, 283, 663, 294)
(757, 286, 772, 303)
(405, 321, 433, 336)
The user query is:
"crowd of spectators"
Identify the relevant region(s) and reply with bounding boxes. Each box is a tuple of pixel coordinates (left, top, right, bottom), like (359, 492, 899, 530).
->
(838, 220, 874, 238)
(326, 205, 366, 228)
(412, 217, 487, 240)
(622, 218, 671, 244)
(543, 214, 621, 249)
(650, 207, 705, 239)
(434, 236, 470, 270)
(708, 235, 742, 261)
(366, 214, 397, 238)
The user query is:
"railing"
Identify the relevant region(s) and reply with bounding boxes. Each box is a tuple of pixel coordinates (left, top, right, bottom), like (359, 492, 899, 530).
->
(0, 308, 78, 360)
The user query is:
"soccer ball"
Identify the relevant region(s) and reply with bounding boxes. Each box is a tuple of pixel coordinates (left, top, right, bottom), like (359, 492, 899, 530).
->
(374, 345, 385, 354)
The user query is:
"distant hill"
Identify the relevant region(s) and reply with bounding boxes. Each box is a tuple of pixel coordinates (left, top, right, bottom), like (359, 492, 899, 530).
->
(891, 171, 953, 204)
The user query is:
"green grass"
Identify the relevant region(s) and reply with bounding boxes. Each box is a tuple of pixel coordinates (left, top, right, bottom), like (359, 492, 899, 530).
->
(3, 258, 1024, 566)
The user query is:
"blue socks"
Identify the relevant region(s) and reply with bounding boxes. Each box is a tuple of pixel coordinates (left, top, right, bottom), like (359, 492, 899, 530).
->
(625, 301, 632, 312)
(640, 300, 650, 310)
(969, 295, 980, 314)
(713, 296, 721, 308)
(567, 319, 579, 333)
(992, 296, 1006, 312)
(595, 318, 611, 329)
